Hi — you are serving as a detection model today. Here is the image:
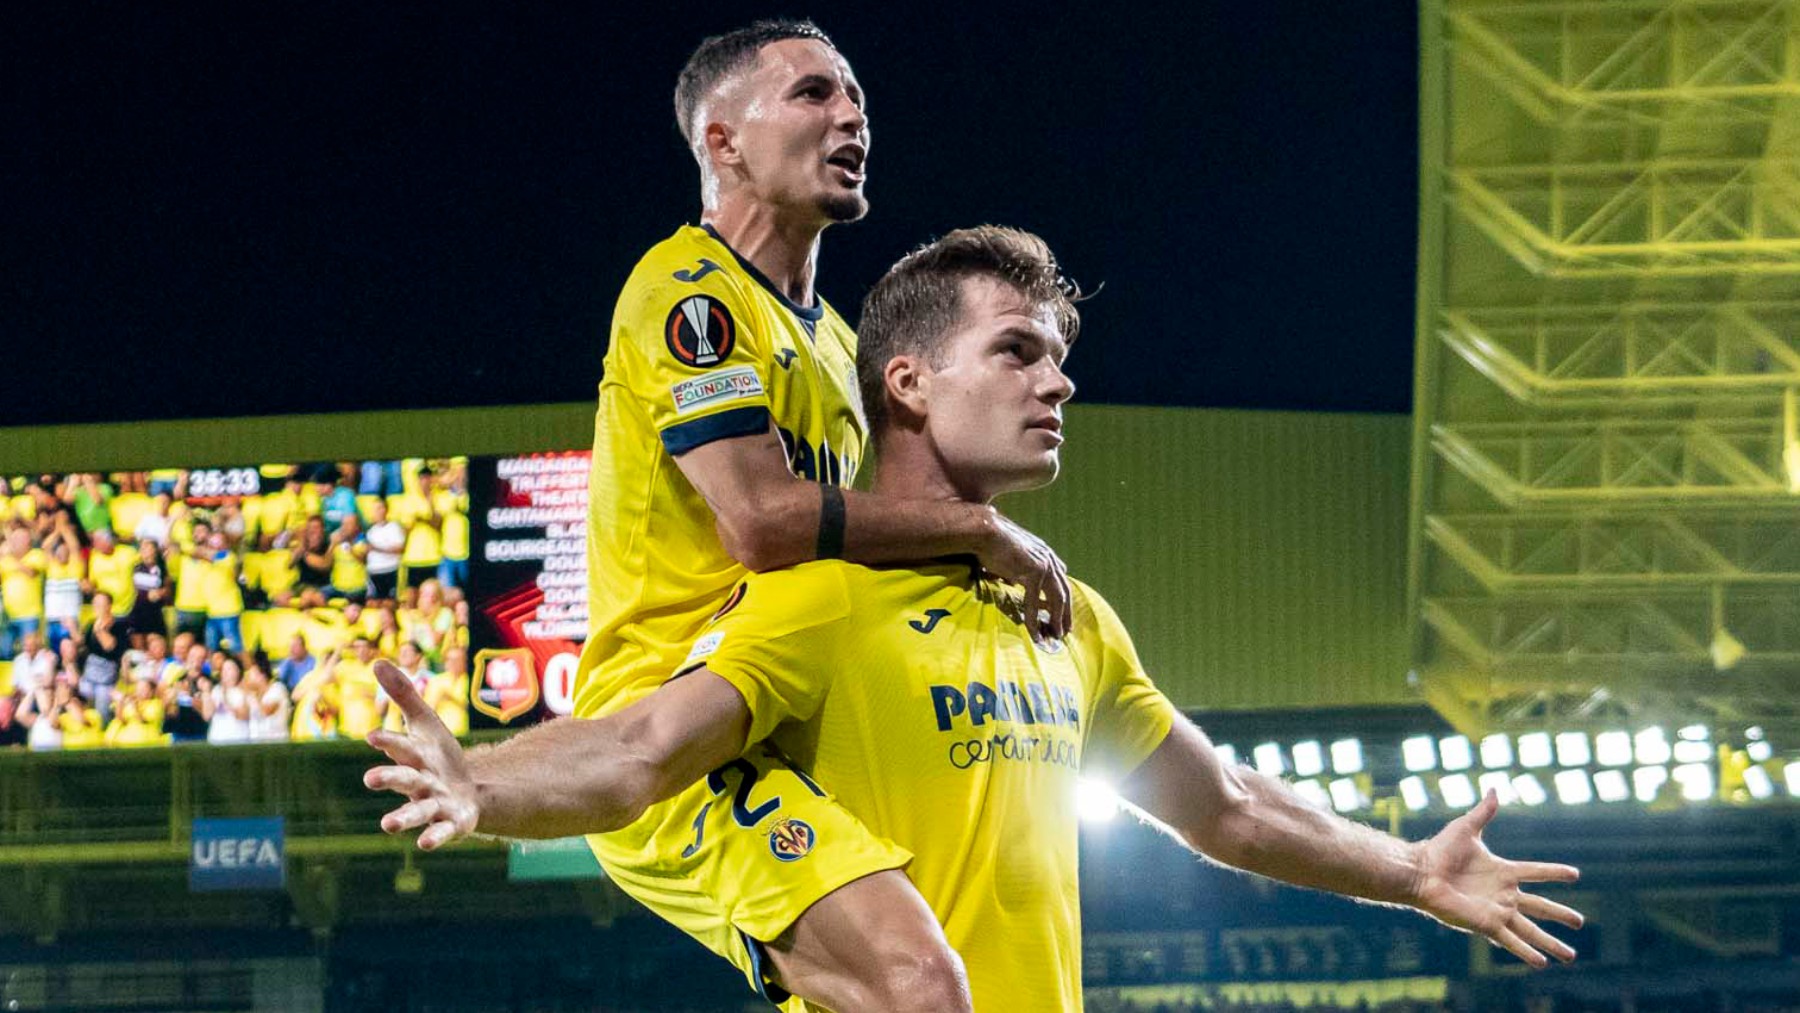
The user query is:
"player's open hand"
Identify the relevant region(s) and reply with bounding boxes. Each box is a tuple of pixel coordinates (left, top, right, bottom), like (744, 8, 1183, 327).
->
(363, 659, 478, 850)
(1411, 790, 1584, 968)
(977, 508, 1071, 642)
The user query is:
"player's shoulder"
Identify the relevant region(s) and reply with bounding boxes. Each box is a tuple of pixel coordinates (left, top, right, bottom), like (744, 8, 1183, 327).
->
(622, 225, 755, 308)
(724, 560, 856, 622)
(1067, 575, 1129, 641)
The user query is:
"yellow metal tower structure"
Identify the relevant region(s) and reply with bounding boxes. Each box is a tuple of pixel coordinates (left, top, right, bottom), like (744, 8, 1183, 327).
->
(1412, 0, 1800, 738)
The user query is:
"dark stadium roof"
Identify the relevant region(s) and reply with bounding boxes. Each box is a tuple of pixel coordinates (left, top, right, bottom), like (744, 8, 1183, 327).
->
(7, 1, 1417, 428)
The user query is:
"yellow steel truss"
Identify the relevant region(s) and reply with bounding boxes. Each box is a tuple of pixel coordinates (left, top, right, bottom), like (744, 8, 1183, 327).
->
(1413, 0, 1800, 737)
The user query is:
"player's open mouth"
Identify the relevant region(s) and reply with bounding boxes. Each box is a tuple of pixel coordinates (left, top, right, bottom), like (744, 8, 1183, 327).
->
(826, 145, 866, 184)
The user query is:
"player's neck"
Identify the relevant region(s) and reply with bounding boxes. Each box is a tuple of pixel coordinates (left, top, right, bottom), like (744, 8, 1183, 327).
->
(867, 435, 994, 507)
(702, 203, 823, 307)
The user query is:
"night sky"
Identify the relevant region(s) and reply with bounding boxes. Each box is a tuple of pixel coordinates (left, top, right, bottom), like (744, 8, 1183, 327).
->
(8, 3, 1419, 429)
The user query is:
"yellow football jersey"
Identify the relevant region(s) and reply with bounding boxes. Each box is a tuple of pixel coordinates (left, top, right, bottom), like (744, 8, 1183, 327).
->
(0, 549, 47, 619)
(173, 553, 211, 612)
(574, 224, 863, 720)
(685, 563, 1177, 1013)
(203, 552, 244, 619)
(89, 544, 140, 612)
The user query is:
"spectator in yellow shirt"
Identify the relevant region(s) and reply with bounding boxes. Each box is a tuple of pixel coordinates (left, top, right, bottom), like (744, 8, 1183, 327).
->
(105, 678, 167, 747)
(256, 475, 306, 551)
(84, 528, 139, 615)
(334, 636, 382, 740)
(432, 466, 470, 590)
(327, 513, 370, 604)
(290, 647, 342, 742)
(426, 645, 471, 738)
(201, 531, 245, 651)
(172, 520, 214, 640)
(402, 579, 455, 668)
(1, 526, 47, 655)
(393, 470, 443, 590)
(56, 687, 104, 749)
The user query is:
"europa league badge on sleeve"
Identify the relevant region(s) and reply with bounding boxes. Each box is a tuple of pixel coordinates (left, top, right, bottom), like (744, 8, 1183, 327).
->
(471, 648, 542, 724)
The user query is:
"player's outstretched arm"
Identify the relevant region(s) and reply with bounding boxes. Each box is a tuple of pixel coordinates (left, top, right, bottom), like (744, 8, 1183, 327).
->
(675, 427, 1071, 639)
(363, 661, 752, 849)
(1119, 716, 1585, 969)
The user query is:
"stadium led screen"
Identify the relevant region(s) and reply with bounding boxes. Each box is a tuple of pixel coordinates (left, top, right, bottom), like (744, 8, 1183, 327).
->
(0, 452, 592, 752)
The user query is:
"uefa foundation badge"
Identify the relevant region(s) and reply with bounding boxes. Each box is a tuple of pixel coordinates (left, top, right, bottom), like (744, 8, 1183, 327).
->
(767, 818, 816, 862)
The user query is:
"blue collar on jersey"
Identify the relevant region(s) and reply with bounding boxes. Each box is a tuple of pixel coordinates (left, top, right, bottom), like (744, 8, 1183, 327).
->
(699, 223, 827, 324)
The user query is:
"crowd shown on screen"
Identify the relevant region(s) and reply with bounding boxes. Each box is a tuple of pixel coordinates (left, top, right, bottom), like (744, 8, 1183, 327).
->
(0, 462, 472, 750)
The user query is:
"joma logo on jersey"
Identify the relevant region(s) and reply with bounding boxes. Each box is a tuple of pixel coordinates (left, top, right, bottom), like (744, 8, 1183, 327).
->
(929, 679, 1081, 733)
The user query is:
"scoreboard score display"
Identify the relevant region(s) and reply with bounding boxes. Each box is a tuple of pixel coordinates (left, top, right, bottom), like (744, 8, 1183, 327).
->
(465, 451, 592, 728)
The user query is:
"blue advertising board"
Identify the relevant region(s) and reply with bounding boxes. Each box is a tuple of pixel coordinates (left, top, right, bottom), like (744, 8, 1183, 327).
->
(190, 817, 286, 892)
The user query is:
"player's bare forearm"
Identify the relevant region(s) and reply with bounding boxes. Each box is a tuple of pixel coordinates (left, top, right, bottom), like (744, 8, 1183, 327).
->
(1123, 717, 1583, 967)
(677, 429, 987, 571)
(462, 716, 666, 840)
(474, 672, 752, 838)
(677, 426, 1071, 637)
(1203, 764, 1419, 906)
(368, 664, 754, 845)
(1123, 718, 1419, 907)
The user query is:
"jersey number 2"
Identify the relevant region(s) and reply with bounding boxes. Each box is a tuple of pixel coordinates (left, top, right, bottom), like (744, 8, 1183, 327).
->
(681, 755, 830, 857)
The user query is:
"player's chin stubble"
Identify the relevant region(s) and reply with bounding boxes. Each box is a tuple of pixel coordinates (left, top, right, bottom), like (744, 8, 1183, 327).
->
(820, 191, 869, 223)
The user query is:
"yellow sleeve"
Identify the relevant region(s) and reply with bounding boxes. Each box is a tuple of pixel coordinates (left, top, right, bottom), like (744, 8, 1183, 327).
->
(616, 269, 774, 456)
(1072, 579, 1178, 782)
(675, 563, 851, 748)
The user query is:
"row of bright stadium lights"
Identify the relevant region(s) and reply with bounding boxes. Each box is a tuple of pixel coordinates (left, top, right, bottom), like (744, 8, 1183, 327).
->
(1077, 727, 1798, 822)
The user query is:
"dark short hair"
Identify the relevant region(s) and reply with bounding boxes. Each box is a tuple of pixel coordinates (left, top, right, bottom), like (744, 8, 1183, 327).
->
(674, 19, 836, 149)
(856, 226, 1082, 432)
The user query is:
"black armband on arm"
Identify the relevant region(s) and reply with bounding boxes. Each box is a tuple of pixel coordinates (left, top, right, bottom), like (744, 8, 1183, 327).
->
(816, 485, 847, 560)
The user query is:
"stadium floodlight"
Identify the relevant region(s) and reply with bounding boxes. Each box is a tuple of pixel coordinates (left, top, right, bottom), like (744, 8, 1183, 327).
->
(1673, 763, 1714, 802)
(1512, 774, 1548, 806)
(1479, 734, 1513, 770)
(1253, 742, 1285, 776)
(1785, 761, 1800, 797)
(1742, 765, 1774, 800)
(1673, 740, 1712, 765)
(1077, 779, 1120, 823)
(1291, 740, 1326, 777)
(1439, 735, 1474, 772)
(1402, 735, 1437, 773)
(1477, 771, 1516, 806)
(1517, 732, 1554, 769)
(1330, 738, 1364, 775)
(1216, 744, 1239, 768)
(1593, 769, 1630, 802)
(1327, 777, 1366, 813)
(1553, 769, 1593, 805)
(1440, 773, 1477, 808)
(1555, 732, 1591, 768)
(1635, 727, 1672, 765)
(1595, 730, 1633, 767)
(1747, 741, 1773, 763)
(1399, 776, 1430, 812)
(1678, 724, 1710, 742)
(1293, 778, 1330, 810)
(1634, 766, 1668, 803)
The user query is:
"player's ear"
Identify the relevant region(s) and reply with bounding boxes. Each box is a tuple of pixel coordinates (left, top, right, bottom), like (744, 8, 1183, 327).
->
(702, 117, 743, 172)
(884, 355, 929, 424)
